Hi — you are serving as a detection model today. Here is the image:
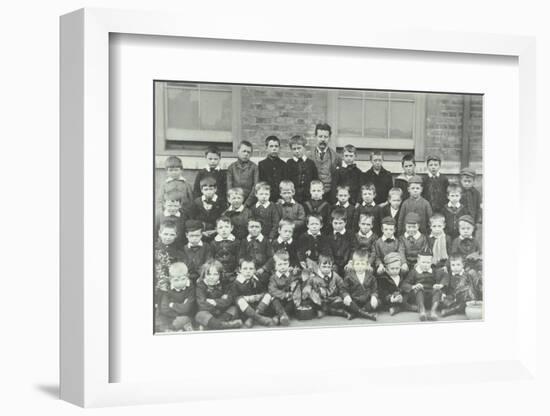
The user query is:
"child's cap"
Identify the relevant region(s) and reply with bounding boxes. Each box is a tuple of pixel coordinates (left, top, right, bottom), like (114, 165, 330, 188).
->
(405, 212, 420, 225)
(381, 216, 396, 226)
(426, 155, 441, 164)
(408, 175, 423, 184)
(384, 252, 401, 266)
(165, 156, 183, 169)
(418, 247, 433, 257)
(199, 174, 217, 187)
(460, 167, 476, 178)
(185, 219, 203, 232)
(458, 214, 475, 226)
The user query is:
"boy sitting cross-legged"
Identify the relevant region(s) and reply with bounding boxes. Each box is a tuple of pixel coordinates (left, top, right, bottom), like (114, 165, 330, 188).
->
(404, 248, 446, 321)
(377, 252, 418, 316)
(268, 250, 299, 326)
(342, 250, 379, 321)
(316, 254, 353, 319)
(229, 257, 278, 328)
(439, 255, 477, 318)
(194, 259, 243, 330)
(157, 262, 196, 332)
(251, 182, 281, 241)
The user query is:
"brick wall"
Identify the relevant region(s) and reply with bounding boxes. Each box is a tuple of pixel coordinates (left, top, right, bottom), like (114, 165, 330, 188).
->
(240, 86, 328, 158)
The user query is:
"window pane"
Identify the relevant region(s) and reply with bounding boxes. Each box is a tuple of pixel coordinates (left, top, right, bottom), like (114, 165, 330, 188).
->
(200, 90, 232, 131)
(166, 86, 199, 130)
(338, 98, 362, 136)
(364, 99, 388, 138)
(390, 101, 414, 139)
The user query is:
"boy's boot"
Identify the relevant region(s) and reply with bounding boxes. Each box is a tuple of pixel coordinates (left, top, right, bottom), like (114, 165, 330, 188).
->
(389, 305, 400, 316)
(416, 291, 427, 321)
(348, 302, 377, 321)
(244, 306, 274, 327)
(328, 307, 353, 320)
(273, 299, 290, 326)
(207, 317, 243, 330)
(441, 304, 464, 317)
(255, 301, 277, 326)
(428, 300, 440, 321)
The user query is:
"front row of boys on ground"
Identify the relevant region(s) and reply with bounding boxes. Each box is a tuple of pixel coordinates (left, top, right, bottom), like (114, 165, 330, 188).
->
(155, 128, 482, 332)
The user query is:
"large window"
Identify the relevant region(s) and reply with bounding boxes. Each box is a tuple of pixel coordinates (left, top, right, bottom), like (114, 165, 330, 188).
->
(155, 82, 241, 154)
(329, 90, 426, 153)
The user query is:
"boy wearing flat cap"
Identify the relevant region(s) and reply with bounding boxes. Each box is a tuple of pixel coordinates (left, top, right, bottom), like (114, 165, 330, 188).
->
(459, 167, 482, 226)
(399, 212, 429, 271)
(374, 216, 407, 275)
(377, 252, 418, 315)
(398, 175, 433, 236)
(450, 214, 481, 257)
(422, 155, 449, 214)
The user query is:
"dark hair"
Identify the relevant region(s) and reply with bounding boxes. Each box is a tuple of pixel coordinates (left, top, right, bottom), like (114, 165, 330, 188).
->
(239, 140, 253, 150)
(343, 144, 356, 154)
(307, 214, 323, 225)
(162, 190, 184, 203)
(447, 183, 462, 195)
(315, 123, 332, 137)
(265, 135, 280, 146)
(289, 135, 307, 147)
(401, 153, 415, 166)
(331, 208, 347, 222)
(204, 145, 221, 157)
(239, 256, 256, 269)
(248, 217, 264, 227)
(449, 254, 465, 264)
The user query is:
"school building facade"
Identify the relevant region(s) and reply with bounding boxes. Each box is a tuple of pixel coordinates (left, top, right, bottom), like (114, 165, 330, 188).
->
(155, 82, 483, 189)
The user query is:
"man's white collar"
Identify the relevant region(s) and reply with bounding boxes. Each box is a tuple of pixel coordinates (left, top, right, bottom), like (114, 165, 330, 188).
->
(358, 230, 373, 239)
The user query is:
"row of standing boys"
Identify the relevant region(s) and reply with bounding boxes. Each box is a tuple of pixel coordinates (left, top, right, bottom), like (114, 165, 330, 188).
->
(155, 123, 483, 332)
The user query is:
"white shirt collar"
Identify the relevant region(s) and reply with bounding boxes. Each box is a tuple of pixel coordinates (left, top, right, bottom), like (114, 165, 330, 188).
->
(293, 155, 308, 162)
(318, 270, 331, 279)
(205, 166, 221, 172)
(166, 175, 186, 183)
(307, 230, 321, 237)
(362, 201, 375, 207)
(247, 234, 264, 242)
(358, 230, 373, 239)
(277, 237, 293, 245)
(187, 240, 204, 248)
(390, 274, 400, 286)
(390, 206, 399, 216)
(227, 205, 244, 213)
(255, 200, 271, 208)
(201, 194, 218, 203)
(172, 279, 191, 290)
(276, 271, 289, 279)
(341, 161, 355, 168)
(452, 270, 465, 277)
(214, 233, 236, 242)
(459, 235, 473, 240)
(415, 265, 431, 274)
(336, 201, 350, 208)
(405, 231, 422, 240)
(430, 232, 446, 239)
(163, 210, 181, 217)
(427, 172, 440, 178)
(333, 229, 346, 235)
(356, 271, 366, 283)
(280, 199, 296, 205)
(448, 201, 461, 208)
(382, 234, 395, 241)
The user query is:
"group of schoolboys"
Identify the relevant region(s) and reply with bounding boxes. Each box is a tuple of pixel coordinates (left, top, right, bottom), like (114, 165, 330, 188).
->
(155, 123, 483, 332)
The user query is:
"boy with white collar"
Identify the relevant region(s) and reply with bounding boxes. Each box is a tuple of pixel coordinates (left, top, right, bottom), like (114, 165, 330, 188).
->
(209, 216, 241, 284)
(332, 186, 356, 232)
(251, 182, 280, 240)
(326, 209, 353, 277)
(404, 249, 446, 321)
(157, 262, 196, 332)
(348, 213, 377, 271)
(297, 214, 330, 270)
(157, 156, 194, 212)
(377, 252, 418, 316)
(230, 258, 277, 328)
(316, 254, 352, 319)
(374, 217, 407, 275)
(226, 141, 259, 208)
(377, 187, 403, 236)
(181, 220, 212, 282)
(331, 144, 362, 205)
(193, 146, 227, 203)
(303, 180, 332, 233)
(155, 190, 188, 248)
(440, 255, 476, 317)
(398, 212, 429, 271)
(353, 183, 380, 235)
(342, 250, 378, 320)
(239, 218, 273, 281)
(189, 175, 227, 241)
(258, 135, 288, 202)
(422, 155, 449, 214)
(450, 215, 481, 257)
(276, 180, 306, 236)
(268, 250, 299, 326)
(223, 187, 251, 240)
(270, 219, 300, 269)
(285, 135, 319, 203)
(442, 183, 471, 239)
(398, 175, 433, 235)
(427, 214, 452, 271)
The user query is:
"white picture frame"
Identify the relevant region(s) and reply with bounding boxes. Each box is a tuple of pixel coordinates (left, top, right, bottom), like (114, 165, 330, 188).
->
(60, 7, 538, 408)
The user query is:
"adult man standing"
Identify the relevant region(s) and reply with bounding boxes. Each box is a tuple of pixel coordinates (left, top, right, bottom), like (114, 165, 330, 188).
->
(362, 151, 394, 205)
(311, 123, 342, 203)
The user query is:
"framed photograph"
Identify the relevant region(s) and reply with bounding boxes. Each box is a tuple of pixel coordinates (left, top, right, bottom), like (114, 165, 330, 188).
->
(60, 7, 537, 408)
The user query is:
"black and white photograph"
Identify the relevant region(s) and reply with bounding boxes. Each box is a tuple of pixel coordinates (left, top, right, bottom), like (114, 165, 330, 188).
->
(153, 81, 483, 333)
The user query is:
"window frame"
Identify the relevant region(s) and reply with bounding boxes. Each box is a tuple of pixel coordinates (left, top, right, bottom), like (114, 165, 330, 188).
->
(154, 81, 242, 157)
(327, 90, 426, 161)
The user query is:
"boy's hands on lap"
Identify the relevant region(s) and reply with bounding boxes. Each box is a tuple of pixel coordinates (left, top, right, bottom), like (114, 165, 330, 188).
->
(433, 284, 444, 291)
(401, 263, 409, 272)
(413, 283, 423, 292)
(370, 296, 378, 309)
(377, 264, 385, 275)
(206, 299, 216, 306)
(343, 295, 352, 306)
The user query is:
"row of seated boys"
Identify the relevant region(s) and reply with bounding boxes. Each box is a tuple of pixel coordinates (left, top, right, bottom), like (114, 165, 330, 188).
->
(157, 244, 482, 332)
(155, 205, 483, 331)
